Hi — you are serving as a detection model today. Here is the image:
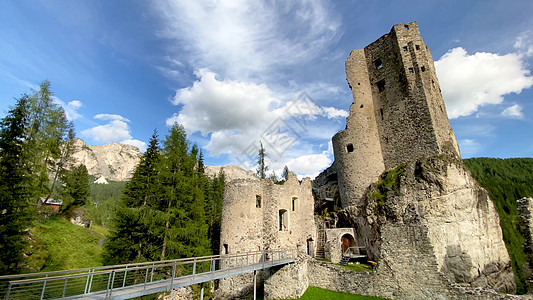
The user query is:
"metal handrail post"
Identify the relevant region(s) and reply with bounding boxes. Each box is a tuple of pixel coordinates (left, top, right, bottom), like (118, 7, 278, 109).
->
(40, 274, 48, 300)
(193, 258, 196, 277)
(83, 269, 91, 294)
(6, 283, 12, 300)
(246, 252, 249, 266)
(143, 269, 149, 290)
(88, 270, 94, 294)
(62, 278, 69, 298)
(169, 263, 176, 290)
(122, 266, 128, 288)
(150, 263, 155, 282)
(105, 271, 112, 298)
(109, 271, 116, 297)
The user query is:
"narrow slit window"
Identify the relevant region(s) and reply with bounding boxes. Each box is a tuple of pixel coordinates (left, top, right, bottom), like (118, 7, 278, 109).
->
(380, 108, 384, 120)
(223, 244, 229, 254)
(403, 46, 408, 52)
(346, 143, 354, 153)
(374, 59, 383, 70)
(415, 45, 420, 50)
(256, 195, 261, 208)
(408, 67, 414, 74)
(292, 197, 298, 212)
(279, 209, 288, 231)
(421, 66, 426, 72)
(377, 79, 386, 92)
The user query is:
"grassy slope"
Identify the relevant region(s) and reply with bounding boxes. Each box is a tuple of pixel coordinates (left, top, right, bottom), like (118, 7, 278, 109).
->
(282, 286, 388, 300)
(24, 215, 107, 273)
(463, 157, 533, 294)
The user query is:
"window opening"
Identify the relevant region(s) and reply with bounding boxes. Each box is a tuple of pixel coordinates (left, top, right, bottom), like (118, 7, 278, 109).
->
(421, 66, 426, 72)
(408, 67, 414, 74)
(279, 209, 288, 231)
(380, 108, 384, 120)
(415, 45, 420, 50)
(377, 79, 386, 92)
(256, 195, 261, 208)
(292, 197, 298, 211)
(346, 143, 354, 153)
(404, 25, 409, 30)
(402, 46, 408, 52)
(374, 59, 383, 70)
(223, 244, 229, 254)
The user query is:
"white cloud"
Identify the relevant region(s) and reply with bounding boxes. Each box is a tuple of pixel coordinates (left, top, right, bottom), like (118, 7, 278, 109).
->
(458, 139, 482, 158)
(514, 31, 533, 57)
(81, 114, 146, 152)
(166, 69, 279, 135)
(501, 104, 524, 119)
(121, 139, 147, 152)
(152, 0, 341, 80)
(82, 119, 131, 143)
(166, 70, 346, 161)
(52, 96, 83, 121)
(435, 47, 533, 118)
(94, 114, 130, 122)
(285, 153, 331, 179)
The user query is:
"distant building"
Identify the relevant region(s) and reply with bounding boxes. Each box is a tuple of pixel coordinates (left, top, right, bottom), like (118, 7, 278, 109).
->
(38, 197, 63, 212)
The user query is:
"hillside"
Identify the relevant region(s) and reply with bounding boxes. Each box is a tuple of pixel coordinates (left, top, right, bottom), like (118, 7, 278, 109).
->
(463, 157, 533, 293)
(23, 216, 107, 273)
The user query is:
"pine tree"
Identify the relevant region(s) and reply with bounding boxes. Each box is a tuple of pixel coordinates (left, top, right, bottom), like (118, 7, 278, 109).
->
(256, 141, 268, 179)
(0, 96, 34, 274)
(25, 81, 73, 201)
(60, 164, 90, 210)
(104, 131, 162, 264)
(282, 165, 289, 180)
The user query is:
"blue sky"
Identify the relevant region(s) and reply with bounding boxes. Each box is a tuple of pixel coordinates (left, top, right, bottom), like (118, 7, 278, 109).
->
(1, 1, 533, 178)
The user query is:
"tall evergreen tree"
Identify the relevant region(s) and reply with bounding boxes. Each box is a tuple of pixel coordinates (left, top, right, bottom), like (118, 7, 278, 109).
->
(0, 96, 34, 274)
(25, 81, 73, 200)
(104, 125, 225, 265)
(60, 164, 90, 209)
(256, 141, 268, 179)
(104, 131, 162, 264)
(282, 165, 289, 180)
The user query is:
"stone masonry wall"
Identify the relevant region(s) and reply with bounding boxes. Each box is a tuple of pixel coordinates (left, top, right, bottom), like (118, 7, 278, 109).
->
(332, 21, 459, 207)
(217, 172, 316, 298)
(323, 228, 356, 264)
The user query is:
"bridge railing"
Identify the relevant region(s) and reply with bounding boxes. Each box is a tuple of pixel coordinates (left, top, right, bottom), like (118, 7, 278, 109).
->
(0, 249, 295, 299)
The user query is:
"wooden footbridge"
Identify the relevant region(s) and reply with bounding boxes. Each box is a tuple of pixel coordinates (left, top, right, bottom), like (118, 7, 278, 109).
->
(0, 249, 295, 300)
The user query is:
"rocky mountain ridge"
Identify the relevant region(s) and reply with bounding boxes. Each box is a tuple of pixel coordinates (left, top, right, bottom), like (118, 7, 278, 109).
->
(71, 139, 141, 181)
(71, 139, 256, 182)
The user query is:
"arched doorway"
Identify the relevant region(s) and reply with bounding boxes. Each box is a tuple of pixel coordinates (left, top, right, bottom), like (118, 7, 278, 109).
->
(341, 233, 355, 255)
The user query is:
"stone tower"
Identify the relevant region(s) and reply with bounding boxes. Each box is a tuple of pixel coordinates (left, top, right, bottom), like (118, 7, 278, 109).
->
(333, 21, 460, 207)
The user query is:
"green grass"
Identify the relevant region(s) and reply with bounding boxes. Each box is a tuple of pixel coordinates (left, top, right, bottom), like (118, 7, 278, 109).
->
(338, 262, 373, 272)
(282, 286, 389, 300)
(23, 215, 108, 272)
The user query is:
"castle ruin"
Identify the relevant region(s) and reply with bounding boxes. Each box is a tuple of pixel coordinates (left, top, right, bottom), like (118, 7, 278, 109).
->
(218, 22, 516, 299)
(332, 21, 459, 207)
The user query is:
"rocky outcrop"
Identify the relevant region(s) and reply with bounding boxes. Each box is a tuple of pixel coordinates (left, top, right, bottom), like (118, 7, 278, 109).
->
(71, 138, 141, 181)
(339, 155, 515, 297)
(204, 165, 256, 182)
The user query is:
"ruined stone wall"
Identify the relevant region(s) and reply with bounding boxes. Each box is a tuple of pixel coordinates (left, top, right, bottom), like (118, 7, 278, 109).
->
(323, 228, 356, 264)
(217, 172, 316, 298)
(332, 21, 459, 207)
(333, 49, 385, 208)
